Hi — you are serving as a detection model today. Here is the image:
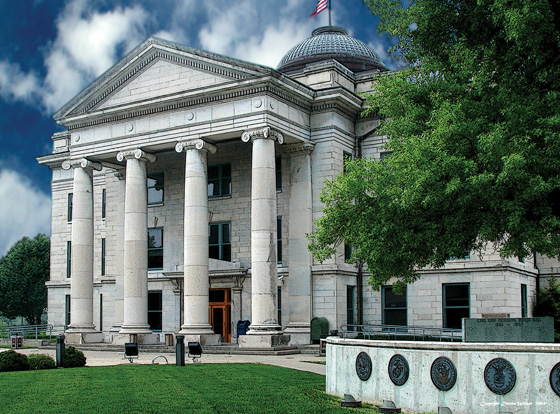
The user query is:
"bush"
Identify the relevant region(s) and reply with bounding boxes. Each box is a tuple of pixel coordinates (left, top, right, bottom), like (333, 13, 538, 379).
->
(62, 346, 86, 368)
(0, 349, 30, 372)
(28, 354, 56, 370)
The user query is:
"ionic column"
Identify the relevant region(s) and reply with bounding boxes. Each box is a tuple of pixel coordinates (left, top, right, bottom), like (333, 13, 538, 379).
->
(241, 127, 284, 334)
(117, 149, 156, 334)
(62, 158, 102, 334)
(175, 139, 216, 336)
(284, 143, 314, 344)
(110, 171, 126, 332)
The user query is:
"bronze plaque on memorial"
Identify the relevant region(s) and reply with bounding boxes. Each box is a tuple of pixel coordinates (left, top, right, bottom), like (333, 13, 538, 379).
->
(430, 357, 457, 391)
(356, 351, 372, 381)
(550, 362, 560, 397)
(484, 358, 516, 395)
(388, 354, 409, 386)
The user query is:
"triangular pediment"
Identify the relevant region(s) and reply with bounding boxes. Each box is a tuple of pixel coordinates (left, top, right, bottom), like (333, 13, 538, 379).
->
(54, 37, 272, 122)
(96, 59, 233, 110)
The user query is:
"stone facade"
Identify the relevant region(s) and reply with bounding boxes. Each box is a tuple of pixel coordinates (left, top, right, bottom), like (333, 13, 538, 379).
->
(37, 33, 556, 346)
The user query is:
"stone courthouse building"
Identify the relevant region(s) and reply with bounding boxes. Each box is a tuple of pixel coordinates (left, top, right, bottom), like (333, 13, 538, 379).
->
(37, 26, 554, 346)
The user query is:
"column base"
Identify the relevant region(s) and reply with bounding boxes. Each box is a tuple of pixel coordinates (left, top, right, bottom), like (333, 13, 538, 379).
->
(109, 324, 122, 333)
(119, 324, 152, 335)
(179, 334, 221, 346)
(112, 333, 159, 345)
(238, 334, 291, 348)
(65, 332, 104, 344)
(284, 324, 311, 345)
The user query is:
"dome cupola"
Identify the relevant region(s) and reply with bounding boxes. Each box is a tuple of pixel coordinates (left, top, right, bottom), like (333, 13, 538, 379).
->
(277, 26, 387, 74)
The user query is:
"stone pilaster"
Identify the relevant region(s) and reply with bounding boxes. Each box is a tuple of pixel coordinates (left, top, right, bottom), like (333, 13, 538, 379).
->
(175, 139, 220, 345)
(110, 171, 126, 333)
(62, 158, 103, 343)
(239, 127, 289, 347)
(116, 149, 157, 338)
(284, 143, 314, 345)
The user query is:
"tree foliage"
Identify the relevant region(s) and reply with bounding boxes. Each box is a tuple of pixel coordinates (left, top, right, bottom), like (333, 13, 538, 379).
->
(309, 0, 560, 288)
(0, 235, 50, 325)
(534, 278, 560, 342)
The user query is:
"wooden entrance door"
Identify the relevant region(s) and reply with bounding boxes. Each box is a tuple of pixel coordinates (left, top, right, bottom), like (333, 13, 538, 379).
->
(209, 289, 231, 342)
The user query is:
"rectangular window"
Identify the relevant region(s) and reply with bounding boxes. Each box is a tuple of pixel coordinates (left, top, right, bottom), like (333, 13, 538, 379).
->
(208, 164, 231, 197)
(65, 295, 71, 327)
(66, 241, 71, 278)
(68, 193, 73, 222)
(383, 286, 407, 326)
(443, 283, 470, 329)
(209, 222, 231, 261)
(344, 244, 353, 263)
(521, 284, 528, 318)
(148, 290, 162, 331)
(277, 286, 282, 326)
(101, 188, 106, 219)
(148, 228, 163, 270)
(380, 151, 393, 161)
(101, 238, 106, 276)
(147, 172, 164, 205)
(347, 286, 355, 325)
(276, 156, 282, 191)
(99, 294, 103, 332)
(277, 216, 282, 264)
(343, 151, 352, 173)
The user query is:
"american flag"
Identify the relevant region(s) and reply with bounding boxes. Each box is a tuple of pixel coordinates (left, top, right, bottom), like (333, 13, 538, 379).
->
(311, 0, 328, 18)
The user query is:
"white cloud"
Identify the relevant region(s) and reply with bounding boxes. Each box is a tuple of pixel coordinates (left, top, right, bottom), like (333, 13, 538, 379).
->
(0, 169, 51, 256)
(0, 61, 41, 104)
(40, 0, 150, 113)
(369, 40, 408, 71)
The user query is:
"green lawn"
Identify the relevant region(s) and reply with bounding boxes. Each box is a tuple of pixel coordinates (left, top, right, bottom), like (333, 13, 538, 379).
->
(0, 363, 383, 413)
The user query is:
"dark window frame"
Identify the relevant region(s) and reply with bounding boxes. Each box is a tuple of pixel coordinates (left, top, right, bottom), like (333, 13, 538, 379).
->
(147, 172, 164, 205)
(68, 193, 73, 222)
(101, 188, 106, 219)
(347, 286, 355, 325)
(521, 284, 528, 318)
(276, 156, 282, 191)
(277, 216, 282, 264)
(443, 283, 470, 329)
(66, 241, 71, 278)
(101, 238, 106, 276)
(277, 286, 282, 326)
(208, 163, 232, 198)
(148, 290, 163, 332)
(209, 222, 231, 261)
(382, 285, 408, 327)
(65, 295, 71, 327)
(148, 228, 164, 271)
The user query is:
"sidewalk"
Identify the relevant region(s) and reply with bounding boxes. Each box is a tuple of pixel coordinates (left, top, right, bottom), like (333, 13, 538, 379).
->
(13, 347, 327, 375)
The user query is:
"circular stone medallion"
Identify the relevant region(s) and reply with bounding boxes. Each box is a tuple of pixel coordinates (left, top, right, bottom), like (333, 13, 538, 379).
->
(356, 351, 372, 381)
(431, 357, 457, 391)
(550, 362, 560, 397)
(484, 358, 516, 395)
(388, 354, 409, 386)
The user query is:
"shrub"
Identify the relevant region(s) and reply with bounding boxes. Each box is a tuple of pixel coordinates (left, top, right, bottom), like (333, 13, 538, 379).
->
(62, 346, 86, 368)
(28, 354, 56, 370)
(0, 349, 30, 372)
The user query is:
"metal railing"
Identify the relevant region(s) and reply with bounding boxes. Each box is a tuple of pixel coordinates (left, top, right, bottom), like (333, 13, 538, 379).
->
(0, 324, 55, 341)
(339, 323, 463, 342)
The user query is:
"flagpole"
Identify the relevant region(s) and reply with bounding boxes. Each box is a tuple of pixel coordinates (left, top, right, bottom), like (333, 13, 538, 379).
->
(329, 0, 332, 26)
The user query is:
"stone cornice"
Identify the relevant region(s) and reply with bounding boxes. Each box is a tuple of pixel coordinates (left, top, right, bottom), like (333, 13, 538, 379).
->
(116, 149, 157, 163)
(175, 139, 217, 154)
(284, 142, 315, 154)
(241, 127, 284, 144)
(61, 158, 102, 171)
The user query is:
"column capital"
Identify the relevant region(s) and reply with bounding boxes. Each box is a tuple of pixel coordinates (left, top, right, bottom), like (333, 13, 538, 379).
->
(241, 127, 284, 144)
(116, 149, 156, 163)
(61, 158, 102, 171)
(284, 142, 315, 155)
(175, 139, 217, 154)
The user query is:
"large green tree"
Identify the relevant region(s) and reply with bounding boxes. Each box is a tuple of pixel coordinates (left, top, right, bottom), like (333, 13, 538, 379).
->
(309, 0, 560, 289)
(0, 235, 50, 325)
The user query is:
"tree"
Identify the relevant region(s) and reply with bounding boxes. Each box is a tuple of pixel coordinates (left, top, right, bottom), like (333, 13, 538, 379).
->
(309, 0, 560, 289)
(0, 235, 50, 325)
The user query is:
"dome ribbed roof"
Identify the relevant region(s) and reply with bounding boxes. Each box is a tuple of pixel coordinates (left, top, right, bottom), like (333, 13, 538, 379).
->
(277, 26, 387, 74)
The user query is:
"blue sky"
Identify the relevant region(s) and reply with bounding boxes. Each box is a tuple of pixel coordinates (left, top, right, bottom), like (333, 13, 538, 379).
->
(0, 0, 396, 255)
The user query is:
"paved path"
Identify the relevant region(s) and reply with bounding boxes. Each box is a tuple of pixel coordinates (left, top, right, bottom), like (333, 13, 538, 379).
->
(12, 348, 326, 375)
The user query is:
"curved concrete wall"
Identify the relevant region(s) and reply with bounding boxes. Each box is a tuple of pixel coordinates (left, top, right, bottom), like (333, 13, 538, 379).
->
(326, 337, 560, 414)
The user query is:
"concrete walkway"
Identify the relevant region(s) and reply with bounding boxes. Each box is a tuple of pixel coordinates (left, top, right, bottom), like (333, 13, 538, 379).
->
(13, 348, 327, 375)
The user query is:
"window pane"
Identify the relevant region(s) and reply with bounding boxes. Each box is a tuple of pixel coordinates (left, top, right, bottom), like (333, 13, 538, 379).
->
(208, 166, 219, 179)
(209, 225, 219, 244)
(148, 250, 163, 269)
(209, 290, 225, 303)
(148, 187, 163, 204)
(446, 308, 469, 329)
(445, 284, 469, 307)
(223, 177, 232, 196)
(209, 246, 219, 260)
(222, 245, 231, 262)
(222, 164, 231, 178)
(385, 309, 407, 326)
(222, 223, 230, 243)
(147, 173, 164, 205)
(208, 181, 216, 197)
(148, 291, 162, 310)
(148, 229, 162, 248)
(385, 288, 406, 309)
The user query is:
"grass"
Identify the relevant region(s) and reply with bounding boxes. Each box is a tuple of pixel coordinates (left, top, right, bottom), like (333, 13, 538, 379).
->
(0, 363, 385, 413)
